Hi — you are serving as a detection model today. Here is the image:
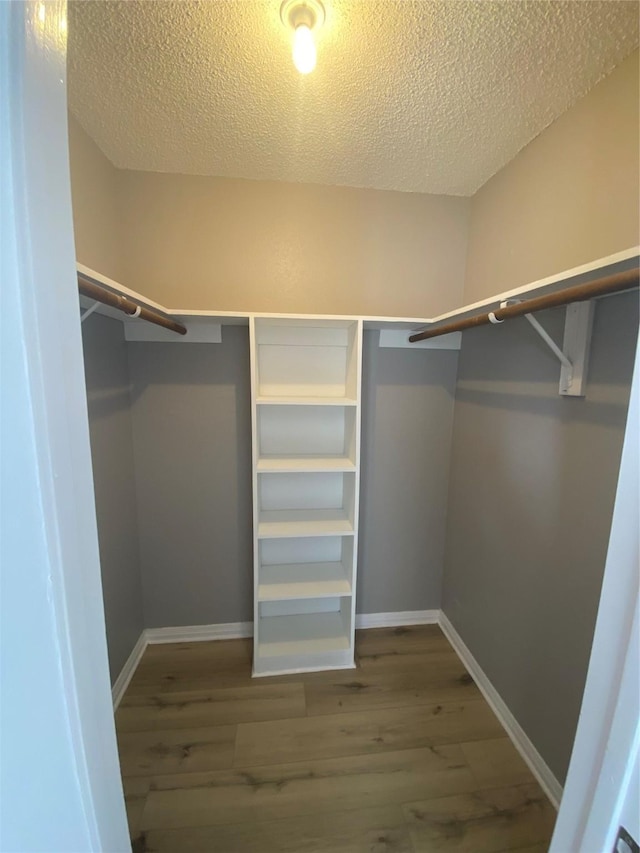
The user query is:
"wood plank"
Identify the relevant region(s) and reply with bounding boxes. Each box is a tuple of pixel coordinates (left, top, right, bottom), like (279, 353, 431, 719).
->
(126, 645, 258, 694)
(496, 845, 550, 853)
(143, 637, 253, 654)
(127, 639, 254, 692)
(122, 777, 150, 838)
(356, 647, 460, 673)
(356, 626, 457, 672)
(305, 658, 480, 716)
(127, 666, 301, 695)
(356, 624, 450, 654)
(460, 737, 537, 790)
(126, 667, 254, 695)
(140, 744, 476, 830)
(402, 783, 556, 853)
(234, 700, 503, 767)
(138, 805, 412, 852)
(118, 725, 236, 777)
(116, 682, 306, 731)
(141, 639, 252, 665)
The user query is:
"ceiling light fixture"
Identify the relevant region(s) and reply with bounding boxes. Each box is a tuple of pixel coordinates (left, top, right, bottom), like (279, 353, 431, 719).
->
(280, 0, 325, 75)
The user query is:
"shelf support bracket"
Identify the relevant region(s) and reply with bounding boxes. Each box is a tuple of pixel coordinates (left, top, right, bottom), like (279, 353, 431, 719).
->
(501, 299, 594, 397)
(80, 300, 100, 323)
(558, 300, 594, 397)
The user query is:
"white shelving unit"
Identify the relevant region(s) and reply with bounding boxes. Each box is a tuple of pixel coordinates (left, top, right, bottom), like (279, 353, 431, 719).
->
(250, 317, 363, 676)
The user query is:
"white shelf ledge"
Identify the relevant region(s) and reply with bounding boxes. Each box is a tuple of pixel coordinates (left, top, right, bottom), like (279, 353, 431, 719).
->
(78, 249, 639, 333)
(258, 562, 352, 600)
(257, 455, 356, 473)
(257, 509, 355, 539)
(257, 611, 350, 657)
(256, 395, 358, 407)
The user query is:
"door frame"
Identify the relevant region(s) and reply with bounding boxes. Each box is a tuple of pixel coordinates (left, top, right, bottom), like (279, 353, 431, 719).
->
(550, 337, 639, 851)
(2, 2, 129, 849)
(4, 0, 638, 849)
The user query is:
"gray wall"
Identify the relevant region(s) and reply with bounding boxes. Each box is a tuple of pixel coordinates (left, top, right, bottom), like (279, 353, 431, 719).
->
(126, 329, 457, 627)
(127, 328, 253, 627)
(442, 291, 638, 784)
(358, 333, 458, 613)
(82, 314, 144, 683)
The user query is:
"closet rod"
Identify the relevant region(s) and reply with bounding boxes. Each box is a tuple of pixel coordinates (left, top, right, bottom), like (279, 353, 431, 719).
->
(78, 274, 187, 335)
(409, 267, 639, 343)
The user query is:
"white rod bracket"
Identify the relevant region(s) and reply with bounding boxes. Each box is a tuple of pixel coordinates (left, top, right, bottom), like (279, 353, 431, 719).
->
(500, 299, 571, 371)
(559, 300, 594, 397)
(80, 300, 100, 323)
(500, 299, 594, 396)
(524, 312, 573, 371)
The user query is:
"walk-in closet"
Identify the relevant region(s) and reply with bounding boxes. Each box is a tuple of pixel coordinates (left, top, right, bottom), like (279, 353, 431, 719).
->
(64, 2, 640, 851)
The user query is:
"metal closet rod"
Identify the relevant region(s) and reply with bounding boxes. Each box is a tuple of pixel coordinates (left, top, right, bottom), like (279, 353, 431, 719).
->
(409, 267, 640, 343)
(78, 274, 187, 336)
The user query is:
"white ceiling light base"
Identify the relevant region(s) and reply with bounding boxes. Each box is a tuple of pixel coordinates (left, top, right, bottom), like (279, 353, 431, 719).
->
(280, 0, 325, 32)
(280, 0, 325, 74)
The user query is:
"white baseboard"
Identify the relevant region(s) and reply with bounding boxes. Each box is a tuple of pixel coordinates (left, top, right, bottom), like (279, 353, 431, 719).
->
(145, 621, 253, 644)
(111, 631, 147, 710)
(439, 611, 563, 809)
(355, 610, 439, 629)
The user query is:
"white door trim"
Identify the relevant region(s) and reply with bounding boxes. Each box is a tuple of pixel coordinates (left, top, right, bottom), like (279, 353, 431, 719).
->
(6, 1, 638, 847)
(551, 336, 639, 851)
(1, 3, 129, 849)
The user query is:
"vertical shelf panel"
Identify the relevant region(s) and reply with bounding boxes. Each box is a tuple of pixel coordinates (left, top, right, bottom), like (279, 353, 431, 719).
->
(250, 317, 363, 676)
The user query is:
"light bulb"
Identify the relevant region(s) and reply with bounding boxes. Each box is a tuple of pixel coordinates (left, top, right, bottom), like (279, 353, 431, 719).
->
(292, 24, 316, 74)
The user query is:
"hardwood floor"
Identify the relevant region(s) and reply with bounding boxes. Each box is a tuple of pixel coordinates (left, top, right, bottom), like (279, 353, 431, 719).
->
(117, 625, 556, 852)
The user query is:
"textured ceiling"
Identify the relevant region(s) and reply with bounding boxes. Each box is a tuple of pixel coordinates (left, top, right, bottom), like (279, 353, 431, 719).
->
(67, 1, 639, 196)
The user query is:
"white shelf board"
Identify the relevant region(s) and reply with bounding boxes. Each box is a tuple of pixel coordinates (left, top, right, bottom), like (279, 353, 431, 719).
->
(258, 509, 354, 539)
(257, 455, 356, 473)
(256, 396, 358, 407)
(258, 562, 352, 600)
(257, 611, 350, 657)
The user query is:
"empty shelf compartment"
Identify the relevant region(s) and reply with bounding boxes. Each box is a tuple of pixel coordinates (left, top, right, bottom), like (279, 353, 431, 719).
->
(259, 563, 351, 600)
(257, 406, 357, 468)
(257, 471, 356, 538)
(258, 536, 354, 599)
(257, 598, 352, 659)
(254, 319, 359, 401)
